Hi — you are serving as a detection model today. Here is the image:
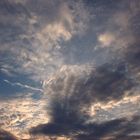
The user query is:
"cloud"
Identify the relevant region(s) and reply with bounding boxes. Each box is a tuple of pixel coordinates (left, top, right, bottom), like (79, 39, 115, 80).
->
(94, 0, 139, 52)
(29, 61, 138, 139)
(0, 129, 17, 140)
(0, 0, 139, 82)
(125, 42, 140, 72)
(0, 0, 140, 139)
(0, 93, 48, 139)
(3, 79, 43, 92)
(30, 112, 140, 140)
(88, 93, 140, 123)
(98, 32, 115, 47)
(0, 0, 91, 83)
(76, 115, 140, 140)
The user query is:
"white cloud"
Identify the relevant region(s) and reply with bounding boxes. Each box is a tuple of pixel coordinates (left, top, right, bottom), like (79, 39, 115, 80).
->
(4, 79, 43, 92)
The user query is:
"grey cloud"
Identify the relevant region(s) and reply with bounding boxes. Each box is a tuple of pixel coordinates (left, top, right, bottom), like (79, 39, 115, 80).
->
(30, 111, 140, 140)
(45, 62, 134, 106)
(0, 0, 90, 82)
(0, 0, 30, 42)
(76, 115, 140, 140)
(29, 61, 136, 139)
(125, 43, 140, 71)
(60, 0, 140, 66)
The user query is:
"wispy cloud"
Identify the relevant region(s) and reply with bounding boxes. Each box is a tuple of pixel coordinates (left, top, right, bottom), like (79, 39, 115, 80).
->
(0, 0, 91, 82)
(4, 79, 43, 92)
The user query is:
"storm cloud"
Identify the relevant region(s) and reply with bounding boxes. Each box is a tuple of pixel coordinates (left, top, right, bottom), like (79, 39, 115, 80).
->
(30, 60, 138, 139)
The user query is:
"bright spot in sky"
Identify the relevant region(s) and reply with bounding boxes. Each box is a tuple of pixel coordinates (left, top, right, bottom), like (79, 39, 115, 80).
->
(98, 32, 115, 47)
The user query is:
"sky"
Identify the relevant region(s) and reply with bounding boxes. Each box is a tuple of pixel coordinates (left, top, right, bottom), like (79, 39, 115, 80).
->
(0, 0, 140, 139)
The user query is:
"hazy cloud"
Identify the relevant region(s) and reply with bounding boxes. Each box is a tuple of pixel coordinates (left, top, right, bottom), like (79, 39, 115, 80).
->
(0, 0, 91, 82)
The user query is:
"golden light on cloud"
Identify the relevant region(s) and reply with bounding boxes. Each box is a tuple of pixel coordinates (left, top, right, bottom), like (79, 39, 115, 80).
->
(0, 94, 49, 139)
(98, 32, 115, 47)
(45, 23, 72, 41)
(89, 95, 140, 117)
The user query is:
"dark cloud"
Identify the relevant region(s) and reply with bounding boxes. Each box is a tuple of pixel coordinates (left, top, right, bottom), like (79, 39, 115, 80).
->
(0, 0, 29, 15)
(0, 129, 17, 140)
(83, 62, 134, 102)
(0, 0, 30, 44)
(47, 62, 134, 106)
(125, 43, 140, 71)
(76, 115, 140, 140)
(30, 110, 140, 140)
(30, 61, 136, 139)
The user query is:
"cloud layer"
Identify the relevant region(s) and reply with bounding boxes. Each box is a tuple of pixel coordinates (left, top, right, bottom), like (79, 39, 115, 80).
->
(0, 0, 140, 139)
